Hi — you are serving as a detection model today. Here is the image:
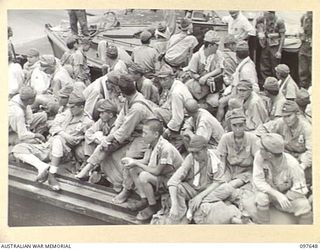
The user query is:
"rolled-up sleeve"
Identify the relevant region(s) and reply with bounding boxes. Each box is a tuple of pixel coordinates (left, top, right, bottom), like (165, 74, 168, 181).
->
(167, 154, 192, 187)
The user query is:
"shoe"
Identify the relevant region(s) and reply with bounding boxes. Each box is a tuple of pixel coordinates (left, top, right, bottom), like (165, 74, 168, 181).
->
(88, 171, 101, 184)
(48, 173, 61, 191)
(35, 168, 49, 183)
(127, 199, 148, 211)
(136, 206, 158, 221)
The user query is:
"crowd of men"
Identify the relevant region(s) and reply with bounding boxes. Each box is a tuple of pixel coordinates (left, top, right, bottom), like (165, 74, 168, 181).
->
(8, 10, 313, 224)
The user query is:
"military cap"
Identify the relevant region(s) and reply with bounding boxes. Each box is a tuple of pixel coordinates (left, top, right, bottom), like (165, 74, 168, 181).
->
(106, 71, 120, 85)
(223, 34, 237, 45)
(58, 85, 74, 98)
(281, 100, 299, 115)
(19, 86, 37, 100)
(140, 30, 152, 42)
(97, 99, 118, 113)
(155, 64, 175, 78)
(118, 74, 136, 94)
(185, 98, 199, 114)
(39, 55, 56, 67)
(237, 80, 253, 90)
(26, 48, 40, 57)
(188, 135, 208, 152)
(296, 88, 311, 106)
(228, 108, 246, 124)
(235, 40, 249, 51)
(263, 77, 279, 91)
(128, 63, 145, 75)
(179, 18, 192, 31)
(260, 133, 284, 154)
(106, 45, 118, 58)
(68, 89, 86, 104)
(204, 30, 220, 43)
(275, 64, 290, 74)
(228, 98, 242, 110)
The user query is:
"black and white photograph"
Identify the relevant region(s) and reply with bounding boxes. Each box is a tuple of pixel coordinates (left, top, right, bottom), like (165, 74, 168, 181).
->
(7, 7, 314, 230)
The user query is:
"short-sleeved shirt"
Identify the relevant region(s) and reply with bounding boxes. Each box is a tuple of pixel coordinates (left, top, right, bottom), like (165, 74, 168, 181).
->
(253, 151, 308, 195)
(222, 13, 254, 40)
(256, 16, 286, 48)
(217, 131, 259, 178)
(132, 45, 159, 73)
(144, 136, 183, 178)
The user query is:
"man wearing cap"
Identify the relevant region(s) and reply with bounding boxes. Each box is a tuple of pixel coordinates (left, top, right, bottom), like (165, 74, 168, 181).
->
(57, 85, 74, 114)
(152, 22, 170, 55)
(120, 119, 183, 221)
(256, 100, 312, 180)
(83, 71, 122, 120)
(263, 76, 286, 120)
(221, 34, 238, 87)
(71, 38, 91, 85)
(23, 48, 40, 84)
(299, 11, 312, 89)
(275, 64, 299, 100)
(9, 86, 47, 146)
(164, 18, 198, 69)
(184, 30, 224, 106)
(103, 44, 128, 75)
(128, 63, 160, 104)
(75, 99, 119, 179)
(167, 135, 227, 223)
(60, 36, 79, 68)
(256, 11, 286, 82)
(154, 64, 193, 149)
(296, 88, 311, 124)
(236, 80, 268, 131)
(38, 55, 74, 97)
(216, 40, 259, 122)
(222, 11, 254, 41)
(182, 98, 224, 149)
(132, 30, 160, 77)
(217, 108, 259, 188)
(253, 133, 312, 224)
(90, 75, 156, 203)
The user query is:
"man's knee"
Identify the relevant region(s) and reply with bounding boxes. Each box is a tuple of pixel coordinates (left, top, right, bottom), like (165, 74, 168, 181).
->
(139, 171, 153, 185)
(292, 198, 312, 217)
(51, 136, 64, 158)
(255, 192, 270, 207)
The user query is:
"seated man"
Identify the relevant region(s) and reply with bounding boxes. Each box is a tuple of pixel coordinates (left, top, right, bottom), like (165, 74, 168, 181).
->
(253, 133, 312, 224)
(183, 30, 223, 109)
(12, 90, 93, 191)
(75, 75, 156, 200)
(121, 119, 183, 221)
(102, 44, 128, 75)
(167, 135, 227, 224)
(296, 88, 311, 124)
(275, 64, 299, 100)
(236, 80, 268, 131)
(217, 108, 259, 188)
(262, 76, 286, 120)
(76, 99, 118, 178)
(182, 98, 224, 149)
(154, 64, 193, 150)
(9, 86, 47, 146)
(256, 100, 312, 184)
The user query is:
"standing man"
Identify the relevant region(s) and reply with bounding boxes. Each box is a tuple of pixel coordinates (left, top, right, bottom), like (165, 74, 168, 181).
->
(298, 11, 312, 89)
(253, 133, 312, 224)
(256, 11, 286, 82)
(72, 38, 91, 86)
(67, 10, 89, 37)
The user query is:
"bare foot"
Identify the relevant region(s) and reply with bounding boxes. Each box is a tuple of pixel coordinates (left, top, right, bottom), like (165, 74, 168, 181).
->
(112, 188, 130, 204)
(48, 173, 61, 191)
(75, 163, 93, 179)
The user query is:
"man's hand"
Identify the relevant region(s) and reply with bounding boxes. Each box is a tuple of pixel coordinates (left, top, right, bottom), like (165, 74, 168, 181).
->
(275, 192, 292, 210)
(199, 76, 207, 85)
(121, 157, 137, 168)
(34, 133, 46, 142)
(275, 51, 282, 59)
(163, 128, 172, 139)
(189, 194, 204, 213)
